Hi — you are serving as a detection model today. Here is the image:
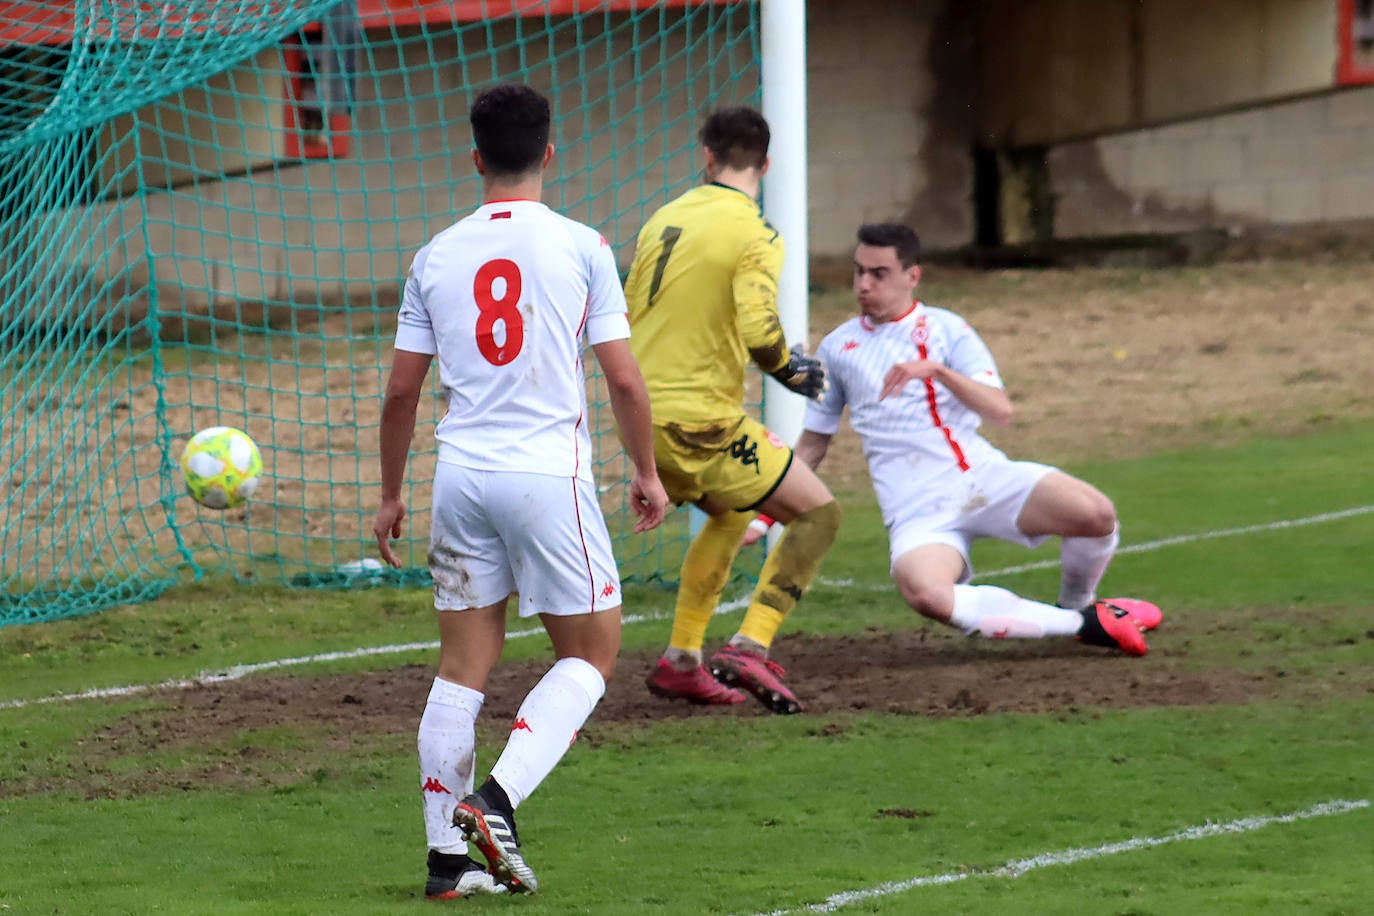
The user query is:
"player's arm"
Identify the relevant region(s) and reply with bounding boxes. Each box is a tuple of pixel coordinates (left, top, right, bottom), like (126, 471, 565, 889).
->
(593, 338, 668, 533)
(376, 347, 432, 565)
(735, 234, 827, 398)
(882, 362, 1012, 425)
(585, 234, 668, 532)
(936, 366, 1012, 425)
(880, 318, 1012, 424)
(376, 253, 436, 567)
(793, 429, 833, 471)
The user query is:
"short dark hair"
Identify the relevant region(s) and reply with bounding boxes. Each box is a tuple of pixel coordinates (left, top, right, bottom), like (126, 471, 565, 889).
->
(699, 106, 769, 170)
(470, 84, 551, 177)
(857, 223, 921, 267)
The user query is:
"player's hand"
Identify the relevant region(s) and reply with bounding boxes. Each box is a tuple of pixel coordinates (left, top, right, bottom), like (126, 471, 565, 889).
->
(741, 514, 774, 547)
(629, 472, 670, 533)
(770, 343, 828, 400)
(373, 497, 407, 568)
(880, 360, 940, 400)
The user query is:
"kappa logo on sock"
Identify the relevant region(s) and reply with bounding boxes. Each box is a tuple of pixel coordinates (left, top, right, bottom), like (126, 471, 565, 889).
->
(512, 717, 534, 733)
(422, 777, 451, 794)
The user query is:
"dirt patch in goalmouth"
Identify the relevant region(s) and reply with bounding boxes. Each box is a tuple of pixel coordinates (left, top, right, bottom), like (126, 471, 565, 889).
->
(12, 608, 1374, 800)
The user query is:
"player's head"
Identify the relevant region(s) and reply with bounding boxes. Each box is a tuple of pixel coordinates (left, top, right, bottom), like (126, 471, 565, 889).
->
(853, 223, 922, 322)
(469, 83, 553, 180)
(699, 106, 770, 179)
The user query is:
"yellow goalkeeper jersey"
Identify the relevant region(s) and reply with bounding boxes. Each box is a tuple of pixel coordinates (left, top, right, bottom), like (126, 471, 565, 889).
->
(625, 182, 789, 424)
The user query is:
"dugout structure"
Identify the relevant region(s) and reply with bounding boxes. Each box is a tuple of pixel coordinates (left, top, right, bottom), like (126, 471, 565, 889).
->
(0, 0, 767, 625)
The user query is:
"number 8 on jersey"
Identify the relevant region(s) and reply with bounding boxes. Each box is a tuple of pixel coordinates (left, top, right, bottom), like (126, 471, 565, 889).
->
(474, 258, 524, 366)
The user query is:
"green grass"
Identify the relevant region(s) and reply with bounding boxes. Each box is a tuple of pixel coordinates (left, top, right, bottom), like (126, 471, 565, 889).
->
(1, 704, 1369, 914)
(2, 420, 1374, 913)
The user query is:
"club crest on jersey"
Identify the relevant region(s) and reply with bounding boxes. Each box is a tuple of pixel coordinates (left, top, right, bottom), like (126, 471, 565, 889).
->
(910, 319, 930, 346)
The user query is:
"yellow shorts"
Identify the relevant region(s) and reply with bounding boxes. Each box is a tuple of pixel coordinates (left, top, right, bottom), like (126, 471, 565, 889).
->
(652, 414, 793, 511)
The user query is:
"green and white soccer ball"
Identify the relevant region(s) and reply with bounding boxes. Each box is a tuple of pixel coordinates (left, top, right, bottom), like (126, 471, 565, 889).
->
(180, 426, 263, 510)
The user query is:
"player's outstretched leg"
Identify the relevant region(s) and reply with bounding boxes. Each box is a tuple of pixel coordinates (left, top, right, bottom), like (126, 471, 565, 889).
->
(454, 779, 538, 894)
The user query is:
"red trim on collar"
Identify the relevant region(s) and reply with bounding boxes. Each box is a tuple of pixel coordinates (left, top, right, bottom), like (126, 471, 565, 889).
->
(860, 300, 920, 331)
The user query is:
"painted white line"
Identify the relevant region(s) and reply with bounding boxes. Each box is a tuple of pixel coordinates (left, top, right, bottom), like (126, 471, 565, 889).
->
(818, 503, 1374, 590)
(739, 798, 1370, 916)
(1, 504, 1367, 711)
(0, 599, 754, 712)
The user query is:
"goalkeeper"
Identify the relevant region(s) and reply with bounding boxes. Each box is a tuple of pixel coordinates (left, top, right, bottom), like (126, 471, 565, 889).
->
(624, 105, 841, 715)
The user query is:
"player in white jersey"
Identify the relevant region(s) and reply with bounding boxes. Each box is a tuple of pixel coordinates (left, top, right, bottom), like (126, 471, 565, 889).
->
(372, 84, 668, 899)
(750, 223, 1160, 656)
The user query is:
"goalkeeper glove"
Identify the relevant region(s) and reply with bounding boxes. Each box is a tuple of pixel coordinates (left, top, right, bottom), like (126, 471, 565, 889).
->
(769, 344, 827, 399)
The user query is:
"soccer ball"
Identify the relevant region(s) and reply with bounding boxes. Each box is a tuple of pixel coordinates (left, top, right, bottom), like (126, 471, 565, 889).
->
(180, 426, 263, 510)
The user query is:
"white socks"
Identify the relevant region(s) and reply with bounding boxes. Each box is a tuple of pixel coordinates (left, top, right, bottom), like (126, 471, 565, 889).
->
(1058, 525, 1119, 609)
(949, 584, 1083, 638)
(418, 677, 485, 853)
(490, 656, 606, 810)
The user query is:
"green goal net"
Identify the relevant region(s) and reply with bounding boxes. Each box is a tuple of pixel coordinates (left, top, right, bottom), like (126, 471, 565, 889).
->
(0, 0, 762, 626)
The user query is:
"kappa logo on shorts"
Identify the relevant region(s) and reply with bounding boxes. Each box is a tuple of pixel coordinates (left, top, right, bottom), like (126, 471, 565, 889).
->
(600, 581, 616, 598)
(722, 433, 761, 474)
(512, 718, 534, 733)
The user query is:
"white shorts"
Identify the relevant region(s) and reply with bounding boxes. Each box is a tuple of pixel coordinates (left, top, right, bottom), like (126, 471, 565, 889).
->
(885, 455, 1056, 582)
(428, 462, 622, 617)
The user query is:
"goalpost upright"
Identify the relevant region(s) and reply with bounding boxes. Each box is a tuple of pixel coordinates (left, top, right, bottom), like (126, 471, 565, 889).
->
(760, 0, 808, 548)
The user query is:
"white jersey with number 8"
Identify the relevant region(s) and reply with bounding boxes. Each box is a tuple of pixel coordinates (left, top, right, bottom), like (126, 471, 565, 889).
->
(395, 199, 630, 481)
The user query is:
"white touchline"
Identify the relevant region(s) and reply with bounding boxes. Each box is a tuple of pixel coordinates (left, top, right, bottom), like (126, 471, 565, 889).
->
(738, 798, 1370, 916)
(0, 599, 753, 711)
(817, 503, 1374, 589)
(2, 504, 1370, 711)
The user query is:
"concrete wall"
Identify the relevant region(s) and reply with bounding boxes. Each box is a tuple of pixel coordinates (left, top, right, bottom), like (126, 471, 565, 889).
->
(978, 0, 1338, 147)
(1051, 85, 1374, 237)
(806, 0, 974, 256)
(50, 0, 1372, 313)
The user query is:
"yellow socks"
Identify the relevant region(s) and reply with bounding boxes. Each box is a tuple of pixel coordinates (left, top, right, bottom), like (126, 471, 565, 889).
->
(736, 500, 842, 650)
(668, 511, 752, 654)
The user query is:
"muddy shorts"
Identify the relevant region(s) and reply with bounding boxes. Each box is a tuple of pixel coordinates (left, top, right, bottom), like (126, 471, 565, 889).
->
(428, 462, 621, 616)
(652, 414, 793, 510)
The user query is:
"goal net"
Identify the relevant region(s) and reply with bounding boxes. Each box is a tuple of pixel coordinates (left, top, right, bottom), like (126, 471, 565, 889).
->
(0, 0, 762, 625)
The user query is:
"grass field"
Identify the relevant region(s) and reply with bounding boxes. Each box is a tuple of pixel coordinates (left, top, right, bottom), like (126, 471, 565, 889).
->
(2, 408, 1373, 914)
